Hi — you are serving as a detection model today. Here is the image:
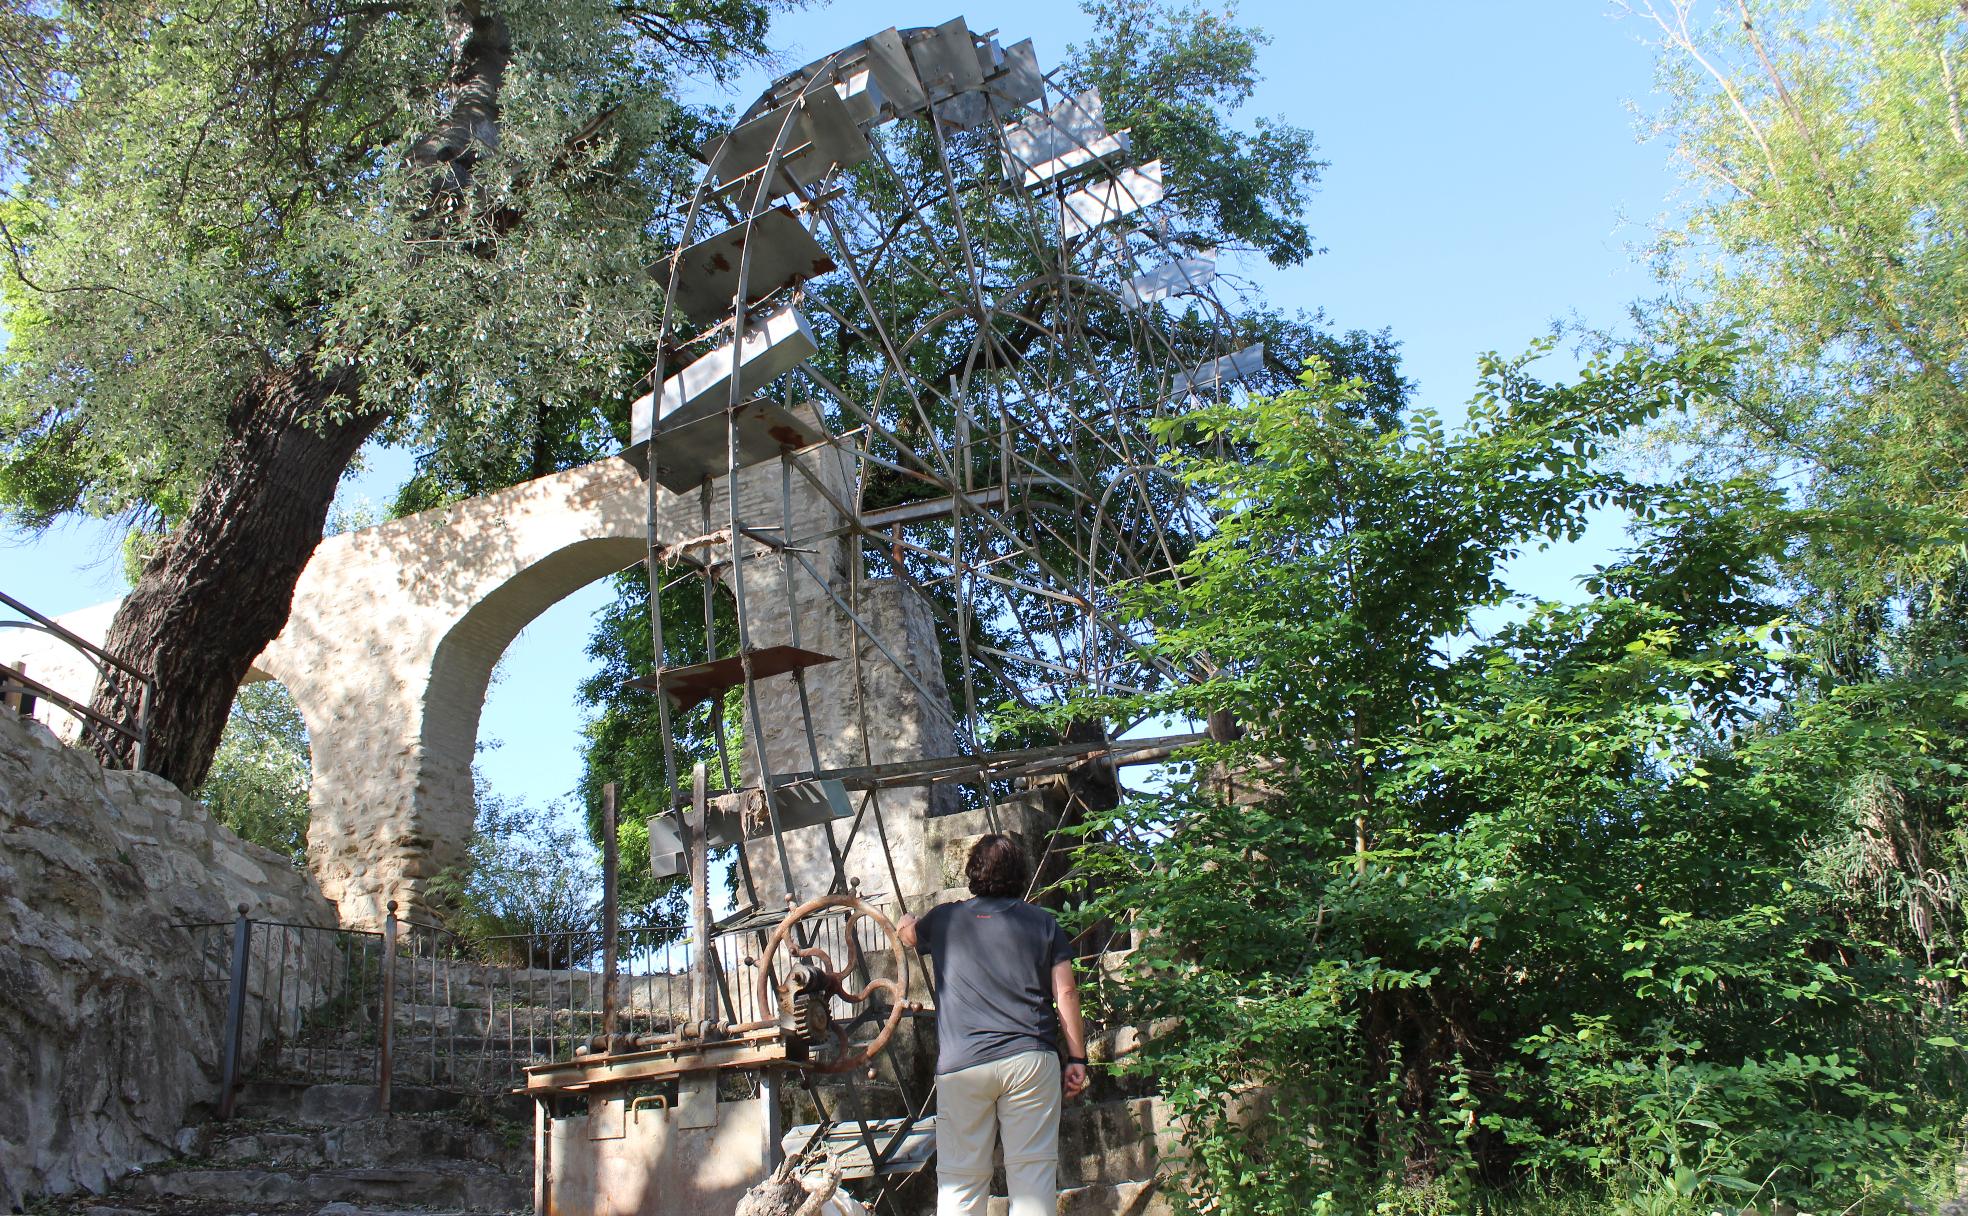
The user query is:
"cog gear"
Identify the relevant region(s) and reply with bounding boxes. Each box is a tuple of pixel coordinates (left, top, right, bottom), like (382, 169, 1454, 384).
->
(792, 984, 831, 1045)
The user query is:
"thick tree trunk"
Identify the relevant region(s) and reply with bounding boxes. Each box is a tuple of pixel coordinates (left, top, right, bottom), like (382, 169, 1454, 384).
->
(89, 358, 380, 789)
(86, 5, 512, 791)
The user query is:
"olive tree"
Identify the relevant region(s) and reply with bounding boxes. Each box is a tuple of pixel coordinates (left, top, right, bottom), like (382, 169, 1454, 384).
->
(0, 0, 777, 788)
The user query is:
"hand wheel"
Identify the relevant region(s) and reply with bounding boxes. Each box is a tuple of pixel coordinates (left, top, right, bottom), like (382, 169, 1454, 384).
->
(754, 892, 908, 1075)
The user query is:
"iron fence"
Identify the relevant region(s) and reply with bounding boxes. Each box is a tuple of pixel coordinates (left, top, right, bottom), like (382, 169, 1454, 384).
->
(179, 909, 386, 1116)
(191, 902, 872, 1114)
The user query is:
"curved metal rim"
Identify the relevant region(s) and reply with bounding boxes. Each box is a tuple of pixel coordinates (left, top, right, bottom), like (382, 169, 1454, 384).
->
(753, 892, 909, 1074)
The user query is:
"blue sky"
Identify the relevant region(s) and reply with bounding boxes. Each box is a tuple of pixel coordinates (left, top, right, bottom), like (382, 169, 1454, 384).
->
(1, 2, 1678, 811)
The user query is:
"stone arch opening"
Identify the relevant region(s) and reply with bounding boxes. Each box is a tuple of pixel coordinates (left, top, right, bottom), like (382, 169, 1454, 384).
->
(263, 460, 651, 927)
(422, 535, 645, 846)
(203, 674, 316, 869)
(12, 451, 957, 928)
(298, 534, 645, 928)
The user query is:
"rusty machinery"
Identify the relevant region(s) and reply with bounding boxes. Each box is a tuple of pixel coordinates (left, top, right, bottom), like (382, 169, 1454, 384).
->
(522, 893, 910, 1092)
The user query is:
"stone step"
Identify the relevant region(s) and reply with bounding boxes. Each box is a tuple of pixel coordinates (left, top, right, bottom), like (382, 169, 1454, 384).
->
(1056, 1098, 1165, 1188)
(388, 1001, 684, 1038)
(207, 1114, 516, 1171)
(265, 1044, 539, 1087)
(267, 999, 686, 1046)
(985, 1179, 1165, 1216)
(1061, 1179, 1166, 1216)
(231, 1080, 464, 1124)
(134, 1164, 528, 1213)
(916, 1097, 1165, 1202)
(382, 964, 699, 1005)
(316, 1207, 515, 1216)
(65, 1203, 515, 1216)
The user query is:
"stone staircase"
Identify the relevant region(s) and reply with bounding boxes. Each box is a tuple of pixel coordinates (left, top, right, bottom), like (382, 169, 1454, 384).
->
(242, 947, 623, 1097)
(40, 1039, 1168, 1216)
(47, 874, 1169, 1216)
(1046, 1095, 1171, 1215)
(41, 1080, 531, 1216)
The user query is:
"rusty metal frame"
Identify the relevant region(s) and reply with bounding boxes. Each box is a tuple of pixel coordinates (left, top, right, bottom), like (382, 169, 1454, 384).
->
(521, 1024, 800, 1094)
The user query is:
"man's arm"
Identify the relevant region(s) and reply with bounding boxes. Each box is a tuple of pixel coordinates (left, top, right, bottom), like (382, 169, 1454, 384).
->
(1052, 959, 1089, 1100)
(898, 912, 920, 950)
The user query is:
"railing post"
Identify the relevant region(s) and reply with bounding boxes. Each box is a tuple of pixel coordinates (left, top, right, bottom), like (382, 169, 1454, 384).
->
(378, 899, 398, 1115)
(690, 763, 712, 1028)
(218, 904, 251, 1119)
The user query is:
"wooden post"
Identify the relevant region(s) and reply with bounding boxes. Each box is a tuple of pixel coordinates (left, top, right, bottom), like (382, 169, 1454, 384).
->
(760, 1070, 783, 1169)
(534, 1095, 552, 1216)
(0, 662, 36, 719)
(133, 678, 153, 772)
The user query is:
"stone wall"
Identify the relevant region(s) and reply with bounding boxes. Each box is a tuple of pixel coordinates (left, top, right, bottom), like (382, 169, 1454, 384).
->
(0, 706, 336, 1210)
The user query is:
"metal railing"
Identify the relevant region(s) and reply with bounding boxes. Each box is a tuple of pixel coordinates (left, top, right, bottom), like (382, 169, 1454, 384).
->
(181, 907, 386, 1117)
(0, 589, 155, 768)
(190, 901, 843, 1116)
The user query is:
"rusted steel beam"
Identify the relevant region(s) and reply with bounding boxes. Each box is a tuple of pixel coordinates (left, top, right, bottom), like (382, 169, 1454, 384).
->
(770, 732, 1212, 792)
(520, 1025, 798, 1093)
(663, 732, 1213, 816)
(623, 644, 839, 712)
(0, 590, 149, 680)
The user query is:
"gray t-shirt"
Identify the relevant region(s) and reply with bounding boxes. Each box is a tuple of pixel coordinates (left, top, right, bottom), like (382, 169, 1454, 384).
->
(918, 895, 1072, 1075)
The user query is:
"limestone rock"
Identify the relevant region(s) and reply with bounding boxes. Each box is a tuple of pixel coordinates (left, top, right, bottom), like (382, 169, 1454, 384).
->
(0, 709, 334, 1209)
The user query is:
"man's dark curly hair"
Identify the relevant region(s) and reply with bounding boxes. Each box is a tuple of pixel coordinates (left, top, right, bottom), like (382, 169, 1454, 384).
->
(965, 834, 1028, 898)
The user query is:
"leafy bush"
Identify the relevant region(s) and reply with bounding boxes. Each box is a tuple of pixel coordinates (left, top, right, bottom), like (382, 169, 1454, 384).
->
(429, 780, 604, 968)
(1043, 355, 1968, 1214)
(198, 680, 311, 865)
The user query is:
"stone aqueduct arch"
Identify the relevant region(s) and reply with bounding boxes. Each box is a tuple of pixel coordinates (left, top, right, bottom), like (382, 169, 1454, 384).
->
(260, 457, 648, 928)
(8, 440, 958, 928)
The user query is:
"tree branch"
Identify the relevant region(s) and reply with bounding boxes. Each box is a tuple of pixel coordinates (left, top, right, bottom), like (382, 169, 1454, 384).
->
(1636, 0, 1785, 185)
(1941, 40, 1966, 149)
(0, 214, 166, 307)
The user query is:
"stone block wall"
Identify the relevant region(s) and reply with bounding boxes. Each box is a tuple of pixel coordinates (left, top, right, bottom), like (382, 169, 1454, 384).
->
(0, 706, 336, 1209)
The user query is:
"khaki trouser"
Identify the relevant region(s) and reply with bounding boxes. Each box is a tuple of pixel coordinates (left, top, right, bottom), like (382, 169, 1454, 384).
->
(936, 1050, 1061, 1216)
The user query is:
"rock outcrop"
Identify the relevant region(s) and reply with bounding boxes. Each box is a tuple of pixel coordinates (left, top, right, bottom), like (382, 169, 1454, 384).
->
(0, 707, 334, 1210)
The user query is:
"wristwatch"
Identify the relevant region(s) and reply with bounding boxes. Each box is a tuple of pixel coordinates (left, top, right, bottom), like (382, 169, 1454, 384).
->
(1066, 1055, 1088, 1066)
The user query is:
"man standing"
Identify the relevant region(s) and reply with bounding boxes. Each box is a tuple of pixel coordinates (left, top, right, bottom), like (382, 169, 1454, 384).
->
(898, 834, 1090, 1216)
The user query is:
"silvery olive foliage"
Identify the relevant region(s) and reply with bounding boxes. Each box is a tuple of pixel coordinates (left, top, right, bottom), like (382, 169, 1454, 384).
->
(0, 0, 783, 788)
(0, 0, 773, 523)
